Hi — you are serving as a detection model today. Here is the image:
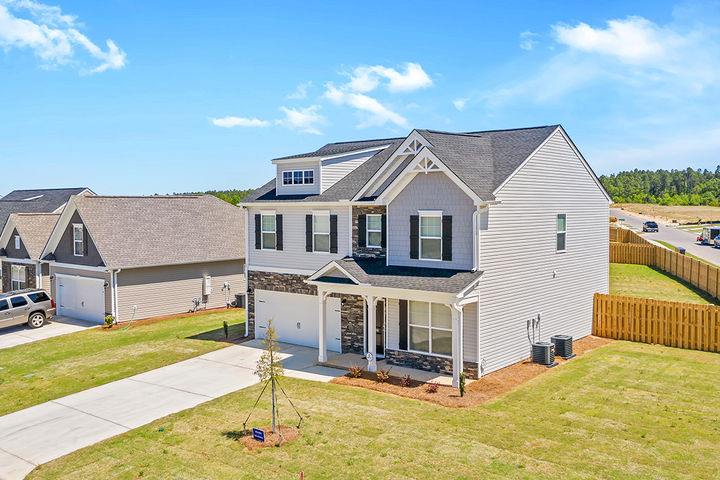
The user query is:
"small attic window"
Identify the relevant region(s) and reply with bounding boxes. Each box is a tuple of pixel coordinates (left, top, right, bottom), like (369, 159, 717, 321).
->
(23, 194, 44, 201)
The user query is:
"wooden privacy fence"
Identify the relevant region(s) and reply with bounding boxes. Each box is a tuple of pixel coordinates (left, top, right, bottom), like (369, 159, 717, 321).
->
(610, 227, 720, 301)
(594, 293, 720, 353)
(610, 226, 650, 244)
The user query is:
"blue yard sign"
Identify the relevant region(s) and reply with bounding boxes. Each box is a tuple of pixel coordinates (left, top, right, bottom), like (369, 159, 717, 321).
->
(252, 428, 265, 442)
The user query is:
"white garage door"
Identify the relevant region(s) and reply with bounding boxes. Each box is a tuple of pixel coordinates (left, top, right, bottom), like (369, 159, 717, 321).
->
(56, 274, 106, 323)
(255, 290, 341, 352)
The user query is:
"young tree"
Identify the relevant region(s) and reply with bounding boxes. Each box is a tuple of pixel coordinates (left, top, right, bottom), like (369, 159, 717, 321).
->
(254, 319, 284, 434)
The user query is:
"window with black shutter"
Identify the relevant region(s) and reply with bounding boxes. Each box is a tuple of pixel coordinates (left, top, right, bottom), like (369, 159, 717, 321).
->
(409, 215, 419, 259)
(275, 214, 283, 251)
(357, 214, 367, 248)
(399, 299, 408, 350)
(441, 215, 452, 261)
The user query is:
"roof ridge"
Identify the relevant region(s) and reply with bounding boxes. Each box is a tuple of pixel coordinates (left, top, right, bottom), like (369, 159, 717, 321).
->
(77, 195, 205, 199)
(420, 125, 560, 137)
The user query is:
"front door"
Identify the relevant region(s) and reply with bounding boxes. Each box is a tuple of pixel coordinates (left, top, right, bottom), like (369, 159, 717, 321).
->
(366, 299, 385, 357)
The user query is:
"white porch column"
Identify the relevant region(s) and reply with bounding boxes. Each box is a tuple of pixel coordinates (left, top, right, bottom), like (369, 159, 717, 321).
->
(450, 304, 464, 388)
(318, 290, 328, 363)
(366, 295, 377, 372)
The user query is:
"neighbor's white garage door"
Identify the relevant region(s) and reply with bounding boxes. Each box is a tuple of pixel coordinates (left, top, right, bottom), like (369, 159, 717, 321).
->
(56, 274, 106, 323)
(255, 290, 341, 352)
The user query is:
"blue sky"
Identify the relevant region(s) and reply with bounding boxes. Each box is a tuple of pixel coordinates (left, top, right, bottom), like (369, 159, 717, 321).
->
(1, 0, 720, 195)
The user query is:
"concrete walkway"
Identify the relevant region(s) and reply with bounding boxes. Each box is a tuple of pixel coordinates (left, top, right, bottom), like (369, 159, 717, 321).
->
(0, 317, 97, 351)
(0, 340, 344, 480)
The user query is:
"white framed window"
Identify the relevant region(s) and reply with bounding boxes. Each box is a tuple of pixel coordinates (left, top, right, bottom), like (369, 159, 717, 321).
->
(420, 212, 442, 260)
(11, 265, 26, 290)
(408, 301, 452, 357)
(557, 214, 567, 252)
(14, 235, 20, 250)
(282, 170, 315, 185)
(73, 224, 84, 257)
(313, 212, 330, 253)
(366, 214, 382, 248)
(261, 214, 276, 250)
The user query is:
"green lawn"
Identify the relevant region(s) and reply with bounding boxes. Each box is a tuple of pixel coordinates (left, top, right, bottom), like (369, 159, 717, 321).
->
(28, 341, 720, 480)
(610, 263, 715, 304)
(0, 310, 245, 416)
(653, 239, 718, 267)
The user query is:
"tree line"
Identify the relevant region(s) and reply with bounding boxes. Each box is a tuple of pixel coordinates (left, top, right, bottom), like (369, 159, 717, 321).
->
(599, 167, 720, 205)
(174, 189, 255, 205)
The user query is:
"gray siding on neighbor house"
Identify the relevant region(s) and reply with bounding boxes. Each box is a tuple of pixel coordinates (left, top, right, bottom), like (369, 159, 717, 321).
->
(53, 211, 104, 266)
(5, 228, 29, 259)
(49, 265, 112, 314)
(321, 151, 377, 193)
(247, 205, 351, 273)
(387, 172, 475, 270)
(40, 263, 50, 291)
(276, 163, 321, 196)
(477, 130, 609, 375)
(116, 259, 245, 322)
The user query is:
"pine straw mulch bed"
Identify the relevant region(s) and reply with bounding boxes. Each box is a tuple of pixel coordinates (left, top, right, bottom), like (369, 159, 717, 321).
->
(330, 336, 614, 408)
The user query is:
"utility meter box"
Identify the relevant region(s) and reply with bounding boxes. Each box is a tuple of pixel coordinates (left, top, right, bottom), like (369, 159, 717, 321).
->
(203, 275, 212, 296)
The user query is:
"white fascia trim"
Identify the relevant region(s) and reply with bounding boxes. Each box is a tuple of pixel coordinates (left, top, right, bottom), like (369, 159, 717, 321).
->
(239, 201, 353, 208)
(376, 147, 484, 205)
(54, 272, 105, 283)
(456, 277, 482, 299)
(260, 210, 276, 216)
(0, 216, 17, 249)
(272, 156, 322, 165)
(2, 257, 35, 265)
(112, 257, 245, 270)
(306, 281, 457, 304)
(306, 260, 364, 285)
(247, 265, 319, 276)
(351, 130, 430, 201)
(320, 145, 390, 162)
(49, 262, 109, 272)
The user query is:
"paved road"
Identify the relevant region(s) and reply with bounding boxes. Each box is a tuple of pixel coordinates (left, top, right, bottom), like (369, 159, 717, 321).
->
(0, 340, 345, 480)
(0, 317, 97, 351)
(611, 208, 720, 265)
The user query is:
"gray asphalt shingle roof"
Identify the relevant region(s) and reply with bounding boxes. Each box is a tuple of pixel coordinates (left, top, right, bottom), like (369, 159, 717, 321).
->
(273, 137, 401, 160)
(6, 213, 60, 259)
(72, 195, 245, 268)
(243, 126, 559, 204)
(0, 188, 90, 230)
(314, 257, 482, 294)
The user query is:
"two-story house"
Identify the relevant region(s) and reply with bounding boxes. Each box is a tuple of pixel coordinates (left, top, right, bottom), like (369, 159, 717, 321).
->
(241, 125, 611, 386)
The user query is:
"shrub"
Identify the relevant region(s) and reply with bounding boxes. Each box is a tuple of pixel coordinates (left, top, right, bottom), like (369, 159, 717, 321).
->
(376, 368, 391, 383)
(425, 382, 439, 393)
(400, 375, 412, 388)
(347, 365, 363, 378)
(104, 314, 114, 328)
(459, 372, 466, 397)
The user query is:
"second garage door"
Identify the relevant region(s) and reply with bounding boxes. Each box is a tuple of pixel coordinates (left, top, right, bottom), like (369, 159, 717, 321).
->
(255, 290, 341, 352)
(56, 274, 106, 323)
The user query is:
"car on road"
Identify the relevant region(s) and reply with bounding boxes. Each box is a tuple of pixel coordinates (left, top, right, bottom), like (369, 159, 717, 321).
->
(643, 221, 659, 232)
(698, 226, 720, 245)
(0, 289, 56, 330)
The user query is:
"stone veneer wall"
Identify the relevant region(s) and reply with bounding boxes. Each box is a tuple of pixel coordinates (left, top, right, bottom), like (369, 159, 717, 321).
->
(1, 262, 36, 292)
(385, 349, 479, 379)
(247, 271, 364, 354)
(352, 205, 387, 258)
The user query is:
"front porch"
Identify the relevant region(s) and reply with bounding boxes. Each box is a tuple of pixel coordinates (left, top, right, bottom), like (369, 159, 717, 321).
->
(307, 257, 482, 387)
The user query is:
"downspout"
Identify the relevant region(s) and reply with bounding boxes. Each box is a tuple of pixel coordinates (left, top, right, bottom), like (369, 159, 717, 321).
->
(113, 268, 122, 323)
(35, 261, 42, 289)
(472, 208, 480, 271)
(109, 269, 116, 323)
(450, 299, 464, 388)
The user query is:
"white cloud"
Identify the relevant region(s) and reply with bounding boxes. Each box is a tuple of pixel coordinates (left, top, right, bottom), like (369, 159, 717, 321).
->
(346, 62, 432, 93)
(278, 105, 324, 135)
(519, 30, 538, 51)
(0, 0, 126, 73)
(324, 84, 408, 128)
(286, 81, 312, 99)
(453, 98, 468, 111)
(210, 116, 270, 128)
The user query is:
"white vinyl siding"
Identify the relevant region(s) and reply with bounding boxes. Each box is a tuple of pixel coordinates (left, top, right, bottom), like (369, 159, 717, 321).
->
(321, 151, 379, 193)
(247, 206, 350, 272)
(476, 130, 609, 375)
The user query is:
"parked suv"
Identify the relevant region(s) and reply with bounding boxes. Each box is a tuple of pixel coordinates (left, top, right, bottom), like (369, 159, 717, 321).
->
(642, 221, 659, 232)
(0, 289, 56, 330)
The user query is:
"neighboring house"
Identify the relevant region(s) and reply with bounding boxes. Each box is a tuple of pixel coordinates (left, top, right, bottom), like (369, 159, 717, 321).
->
(0, 188, 95, 289)
(241, 125, 611, 386)
(40, 195, 246, 324)
(0, 213, 60, 292)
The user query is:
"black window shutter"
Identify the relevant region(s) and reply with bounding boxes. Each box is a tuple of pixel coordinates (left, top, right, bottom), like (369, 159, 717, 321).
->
(442, 215, 452, 261)
(305, 215, 313, 252)
(409, 215, 419, 259)
(399, 300, 408, 350)
(330, 215, 338, 253)
(357, 214, 367, 248)
(381, 214, 387, 248)
(275, 214, 283, 251)
(83, 225, 89, 256)
(254, 214, 261, 249)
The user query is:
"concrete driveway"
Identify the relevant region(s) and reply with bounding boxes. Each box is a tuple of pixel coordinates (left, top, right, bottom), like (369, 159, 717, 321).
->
(0, 340, 344, 480)
(0, 316, 97, 351)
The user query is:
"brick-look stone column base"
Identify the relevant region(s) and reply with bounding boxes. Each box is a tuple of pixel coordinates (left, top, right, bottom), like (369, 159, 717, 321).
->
(385, 349, 479, 379)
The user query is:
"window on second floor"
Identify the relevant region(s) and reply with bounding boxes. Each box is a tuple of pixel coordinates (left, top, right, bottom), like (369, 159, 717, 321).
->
(73, 224, 84, 257)
(14, 235, 20, 250)
(420, 213, 442, 260)
(313, 213, 330, 253)
(261, 214, 276, 250)
(282, 170, 315, 185)
(557, 214, 567, 252)
(366, 214, 382, 248)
